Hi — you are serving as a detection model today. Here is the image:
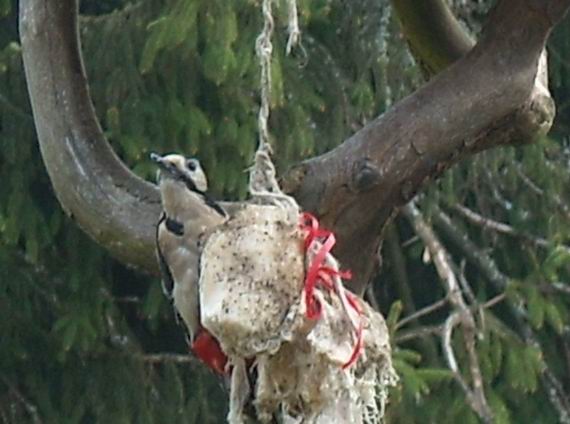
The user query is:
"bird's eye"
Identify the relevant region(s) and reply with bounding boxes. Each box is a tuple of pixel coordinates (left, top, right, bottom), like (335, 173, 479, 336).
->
(186, 159, 197, 171)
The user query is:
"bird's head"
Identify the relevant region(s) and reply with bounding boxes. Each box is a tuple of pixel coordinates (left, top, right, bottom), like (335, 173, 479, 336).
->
(150, 153, 208, 193)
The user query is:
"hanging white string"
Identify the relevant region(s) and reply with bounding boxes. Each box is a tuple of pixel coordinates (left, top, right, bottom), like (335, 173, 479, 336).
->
(286, 0, 301, 55)
(249, 0, 300, 209)
(250, 0, 278, 195)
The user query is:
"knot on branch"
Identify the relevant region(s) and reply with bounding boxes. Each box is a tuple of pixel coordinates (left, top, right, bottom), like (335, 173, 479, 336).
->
(351, 158, 383, 192)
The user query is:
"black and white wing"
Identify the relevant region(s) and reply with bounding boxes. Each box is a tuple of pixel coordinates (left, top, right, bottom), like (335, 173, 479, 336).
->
(156, 213, 175, 299)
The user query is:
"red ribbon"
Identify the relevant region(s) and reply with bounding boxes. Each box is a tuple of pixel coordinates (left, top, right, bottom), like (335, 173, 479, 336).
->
(191, 213, 363, 373)
(300, 212, 364, 369)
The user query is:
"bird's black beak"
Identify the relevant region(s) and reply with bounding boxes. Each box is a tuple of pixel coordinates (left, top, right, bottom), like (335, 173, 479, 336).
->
(150, 153, 170, 172)
(150, 153, 181, 180)
(150, 152, 164, 164)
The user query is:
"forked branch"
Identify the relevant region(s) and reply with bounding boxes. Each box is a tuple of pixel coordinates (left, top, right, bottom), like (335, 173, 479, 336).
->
(19, 0, 570, 293)
(403, 202, 493, 423)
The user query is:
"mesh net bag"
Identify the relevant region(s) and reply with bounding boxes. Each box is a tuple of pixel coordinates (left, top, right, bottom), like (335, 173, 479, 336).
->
(199, 202, 398, 424)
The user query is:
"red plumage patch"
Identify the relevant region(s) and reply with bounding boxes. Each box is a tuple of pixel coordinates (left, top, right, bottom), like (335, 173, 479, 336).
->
(191, 330, 228, 375)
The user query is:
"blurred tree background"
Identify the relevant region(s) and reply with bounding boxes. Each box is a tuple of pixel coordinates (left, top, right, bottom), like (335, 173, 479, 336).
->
(1, 0, 570, 422)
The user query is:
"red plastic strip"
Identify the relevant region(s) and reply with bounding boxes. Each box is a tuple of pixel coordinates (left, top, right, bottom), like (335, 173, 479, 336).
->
(300, 212, 364, 368)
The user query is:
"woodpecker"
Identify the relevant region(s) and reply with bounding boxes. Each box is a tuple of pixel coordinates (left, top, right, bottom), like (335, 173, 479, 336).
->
(151, 153, 228, 373)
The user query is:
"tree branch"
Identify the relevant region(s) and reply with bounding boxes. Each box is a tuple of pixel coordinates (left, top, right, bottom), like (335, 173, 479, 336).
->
(391, 0, 474, 74)
(19, 0, 570, 294)
(283, 0, 567, 293)
(19, 0, 162, 274)
(395, 324, 443, 344)
(403, 202, 493, 423)
(394, 293, 506, 344)
(449, 203, 567, 251)
(515, 165, 570, 221)
(1, 377, 43, 424)
(132, 353, 201, 366)
(433, 206, 570, 423)
(395, 296, 449, 330)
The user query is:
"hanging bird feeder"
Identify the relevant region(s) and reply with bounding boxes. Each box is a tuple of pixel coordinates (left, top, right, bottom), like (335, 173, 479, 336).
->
(196, 1, 398, 422)
(199, 201, 397, 423)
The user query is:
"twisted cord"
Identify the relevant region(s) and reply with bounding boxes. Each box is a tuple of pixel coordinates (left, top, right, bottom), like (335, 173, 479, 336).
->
(249, 0, 300, 209)
(286, 0, 301, 55)
(250, 0, 278, 196)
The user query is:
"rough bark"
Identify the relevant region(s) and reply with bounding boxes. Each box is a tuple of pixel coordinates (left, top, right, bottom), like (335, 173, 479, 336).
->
(20, 0, 570, 293)
(20, 0, 162, 273)
(283, 0, 566, 293)
(391, 0, 474, 73)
